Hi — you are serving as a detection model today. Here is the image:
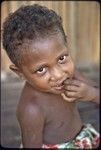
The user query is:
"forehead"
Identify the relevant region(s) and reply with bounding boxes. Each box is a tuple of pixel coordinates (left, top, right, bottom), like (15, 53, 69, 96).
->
(21, 35, 67, 66)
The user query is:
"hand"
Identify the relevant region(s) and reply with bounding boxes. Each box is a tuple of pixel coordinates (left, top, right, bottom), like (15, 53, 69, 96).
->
(61, 79, 97, 102)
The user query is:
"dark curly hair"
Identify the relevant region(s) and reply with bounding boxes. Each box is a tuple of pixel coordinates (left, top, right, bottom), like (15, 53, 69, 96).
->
(2, 4, 67, 67)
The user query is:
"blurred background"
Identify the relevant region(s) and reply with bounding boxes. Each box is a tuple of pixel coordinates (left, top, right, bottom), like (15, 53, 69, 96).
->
(1, 1, 100, 148)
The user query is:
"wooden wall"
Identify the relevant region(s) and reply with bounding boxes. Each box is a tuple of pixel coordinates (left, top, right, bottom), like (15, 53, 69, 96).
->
(1, 1, 100, 73)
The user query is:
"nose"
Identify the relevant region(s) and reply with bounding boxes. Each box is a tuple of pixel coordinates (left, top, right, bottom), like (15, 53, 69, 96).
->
(50, 66, 64, 82)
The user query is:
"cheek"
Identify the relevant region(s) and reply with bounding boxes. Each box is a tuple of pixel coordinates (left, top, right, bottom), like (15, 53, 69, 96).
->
(70, 61, 75, 74)
(34, 78, 47, 86)
(68, 57, 75, 73)
(29, 75, 50, 90)
(63, 60, 75, 75)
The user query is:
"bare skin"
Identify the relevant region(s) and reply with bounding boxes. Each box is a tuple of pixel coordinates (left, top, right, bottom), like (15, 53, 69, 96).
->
(10, 35, 99, 148)
(61, 70, 99, 104)
(17, 70, 99, 148)
(17, 82, 82, 148)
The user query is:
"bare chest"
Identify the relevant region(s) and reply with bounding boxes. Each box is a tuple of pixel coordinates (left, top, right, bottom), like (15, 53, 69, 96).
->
(41, 97, 81, 144)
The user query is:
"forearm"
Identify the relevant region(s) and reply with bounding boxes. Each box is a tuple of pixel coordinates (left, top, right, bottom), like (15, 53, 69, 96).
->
(90, 87, 100, 104)
(83, 77, 99, 88)
(62, 69, 100, 104)
(75, 70, 100, 104)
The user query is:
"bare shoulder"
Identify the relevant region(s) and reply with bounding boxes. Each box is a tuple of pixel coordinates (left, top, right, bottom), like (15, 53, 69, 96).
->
(16, 82, 45, 147)
(19, 81, 37, 102)
(17, 82, 45, 122)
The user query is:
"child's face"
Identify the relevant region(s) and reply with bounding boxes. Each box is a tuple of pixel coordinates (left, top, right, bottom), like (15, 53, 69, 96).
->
(19, 35, 75, 94)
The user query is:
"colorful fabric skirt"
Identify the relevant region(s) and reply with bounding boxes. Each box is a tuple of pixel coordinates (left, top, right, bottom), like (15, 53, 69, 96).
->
(42, 124, 100, 149)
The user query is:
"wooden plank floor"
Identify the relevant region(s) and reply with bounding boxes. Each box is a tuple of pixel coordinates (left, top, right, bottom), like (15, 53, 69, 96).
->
(1, 77, 99, 148)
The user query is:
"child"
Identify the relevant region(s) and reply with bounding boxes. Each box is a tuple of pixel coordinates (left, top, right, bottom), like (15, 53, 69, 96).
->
(2, 4, 99, 148)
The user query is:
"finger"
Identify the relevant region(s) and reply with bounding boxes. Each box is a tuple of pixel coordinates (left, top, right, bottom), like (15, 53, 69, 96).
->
(65, 91, 77, 98)
(64, 79, 81, 87)
(63, 78, 72, 85)
(64, 85, 78, 92)
(61, 93, 76, 102)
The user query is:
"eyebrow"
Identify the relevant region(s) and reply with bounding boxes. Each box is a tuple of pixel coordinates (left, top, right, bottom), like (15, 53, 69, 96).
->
(57, 50, 69, 59)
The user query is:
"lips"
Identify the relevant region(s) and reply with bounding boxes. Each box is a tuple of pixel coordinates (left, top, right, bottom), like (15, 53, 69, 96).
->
(53, 77, 71, 90)
(53, 80, 65, 90)
(54, 84, 64, 90)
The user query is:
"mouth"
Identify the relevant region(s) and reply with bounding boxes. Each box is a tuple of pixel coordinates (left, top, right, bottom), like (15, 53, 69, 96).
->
(53, 77, 72, 91)
(53, 79, 67, 91)
(54, 83, 64, 90)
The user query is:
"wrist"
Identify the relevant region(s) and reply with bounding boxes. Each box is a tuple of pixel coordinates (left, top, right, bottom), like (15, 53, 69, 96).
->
(89, 87, 99, 104)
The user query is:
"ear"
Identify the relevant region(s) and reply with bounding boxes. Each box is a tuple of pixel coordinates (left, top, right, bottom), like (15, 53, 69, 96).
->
(9, 64, 25, 79)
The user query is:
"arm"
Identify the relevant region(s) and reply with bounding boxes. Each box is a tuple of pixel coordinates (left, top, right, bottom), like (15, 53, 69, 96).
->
(17, 103, 45, 148)
(61, 69, 100, 104)
(73, 69, 100, 103)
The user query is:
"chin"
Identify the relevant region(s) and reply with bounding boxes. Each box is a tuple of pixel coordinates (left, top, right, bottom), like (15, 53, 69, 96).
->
(49, 89, 64, 95)
(35, 87, 64, 95)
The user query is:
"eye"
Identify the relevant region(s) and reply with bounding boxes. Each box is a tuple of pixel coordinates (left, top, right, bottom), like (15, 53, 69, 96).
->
(36, 67, 47, 75)
(58, 55, 68, 64)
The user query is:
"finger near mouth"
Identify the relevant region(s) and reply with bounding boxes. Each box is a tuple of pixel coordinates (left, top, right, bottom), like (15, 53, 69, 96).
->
(63, 78, 73, 85)
(54, 83, 65, 90)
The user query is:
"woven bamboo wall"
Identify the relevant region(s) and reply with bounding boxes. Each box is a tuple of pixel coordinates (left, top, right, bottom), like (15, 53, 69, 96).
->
(1, 1, 100, 73)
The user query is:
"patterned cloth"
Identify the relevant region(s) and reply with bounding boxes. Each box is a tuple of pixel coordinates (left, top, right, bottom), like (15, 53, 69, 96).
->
(42, 124, 100, 149)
